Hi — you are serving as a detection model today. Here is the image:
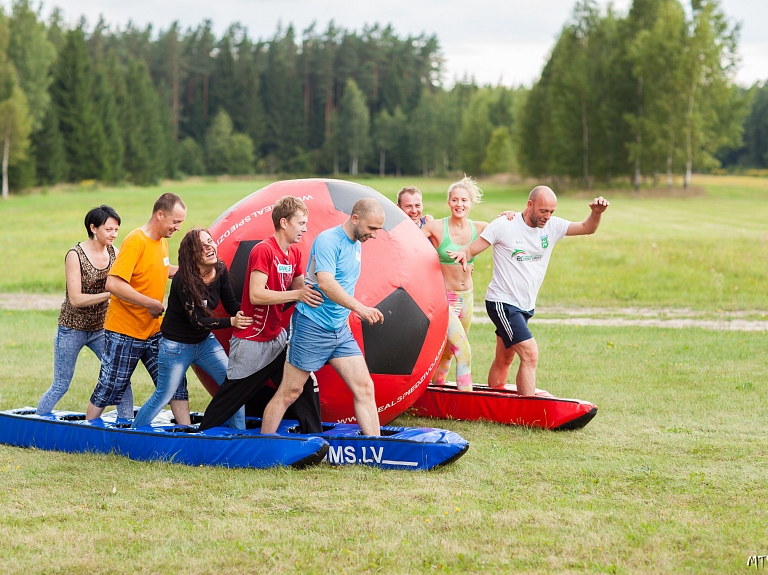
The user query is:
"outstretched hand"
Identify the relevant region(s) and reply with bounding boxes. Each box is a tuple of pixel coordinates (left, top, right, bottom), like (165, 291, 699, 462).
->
(499, 210, 516, 220)
(446, 249, 469, 272)
(589, 196, 610, 214)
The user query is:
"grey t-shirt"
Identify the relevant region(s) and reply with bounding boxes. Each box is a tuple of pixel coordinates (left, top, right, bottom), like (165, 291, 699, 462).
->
(226, 328, 287, 380)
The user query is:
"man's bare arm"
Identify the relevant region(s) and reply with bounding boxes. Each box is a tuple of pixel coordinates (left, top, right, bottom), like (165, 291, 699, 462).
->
(566, 197, 610, 236)
(106, 275, 165, 317)
(448, 236, 492, 272)
(316, 271, 383, 324)
(249, 271, 323, 307)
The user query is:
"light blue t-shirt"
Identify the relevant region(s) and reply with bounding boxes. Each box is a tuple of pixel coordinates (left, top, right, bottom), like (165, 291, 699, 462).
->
(297, 225, 362, 330)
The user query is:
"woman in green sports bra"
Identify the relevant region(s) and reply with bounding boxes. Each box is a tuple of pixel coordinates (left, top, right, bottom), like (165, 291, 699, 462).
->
(422, 177, 489, 391)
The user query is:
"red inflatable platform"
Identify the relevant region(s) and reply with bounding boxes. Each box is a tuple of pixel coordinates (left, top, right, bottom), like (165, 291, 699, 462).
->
(411, 384, 598, 431)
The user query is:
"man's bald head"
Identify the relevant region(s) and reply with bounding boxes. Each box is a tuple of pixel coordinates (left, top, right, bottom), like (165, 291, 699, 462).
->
(528, 186, 557, 204)
(351, 198, 385, 220)
(350, 198, 385, 242)
(525, 186, 558, 228)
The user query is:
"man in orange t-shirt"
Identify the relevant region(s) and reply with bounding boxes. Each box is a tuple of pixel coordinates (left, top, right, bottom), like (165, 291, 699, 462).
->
(86, 193, 187, 421)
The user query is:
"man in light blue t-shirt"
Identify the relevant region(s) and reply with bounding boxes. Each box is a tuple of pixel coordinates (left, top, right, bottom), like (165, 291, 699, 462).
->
(261, 198, 385, 436)
(452, 186, 609, 396)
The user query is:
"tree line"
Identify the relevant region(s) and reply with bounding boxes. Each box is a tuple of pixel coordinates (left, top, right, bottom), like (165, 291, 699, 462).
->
(0, 0, 524, 195)
(517, 0, 756, 190)
(0, 0, 765, 197)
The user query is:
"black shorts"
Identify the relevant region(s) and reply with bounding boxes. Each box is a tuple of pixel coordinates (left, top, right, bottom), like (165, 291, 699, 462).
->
(198, 348, 321, 434)
(485, 301, 534, 348)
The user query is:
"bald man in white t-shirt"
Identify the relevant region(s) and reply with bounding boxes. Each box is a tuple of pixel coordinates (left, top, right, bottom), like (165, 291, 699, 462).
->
(451, 186, 609, 396)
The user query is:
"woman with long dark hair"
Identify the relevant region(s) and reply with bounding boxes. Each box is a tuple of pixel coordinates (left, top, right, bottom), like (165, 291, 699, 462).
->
(131, 228, 252, 428)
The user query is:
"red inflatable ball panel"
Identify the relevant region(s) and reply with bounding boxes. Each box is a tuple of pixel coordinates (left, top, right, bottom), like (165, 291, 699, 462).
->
(201, 179, 448, 425)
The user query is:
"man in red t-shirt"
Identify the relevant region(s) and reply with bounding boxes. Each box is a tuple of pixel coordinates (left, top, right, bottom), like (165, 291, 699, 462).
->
(199, 197, 323, 431)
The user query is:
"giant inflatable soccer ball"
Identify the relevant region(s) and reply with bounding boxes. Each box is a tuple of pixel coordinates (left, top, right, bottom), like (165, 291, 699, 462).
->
(198, 179, 448, 425)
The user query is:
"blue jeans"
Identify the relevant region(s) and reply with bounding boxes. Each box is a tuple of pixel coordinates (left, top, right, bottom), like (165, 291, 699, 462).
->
(37, 326, 134, 417)
(132, 333, 244, 429)
(90, 331, 188, 409)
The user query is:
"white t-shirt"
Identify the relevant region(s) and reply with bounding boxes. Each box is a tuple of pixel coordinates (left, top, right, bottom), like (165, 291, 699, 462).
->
(480, 214, 570, 311)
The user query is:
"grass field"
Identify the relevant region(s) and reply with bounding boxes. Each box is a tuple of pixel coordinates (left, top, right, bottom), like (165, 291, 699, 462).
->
(1, 175, 768, 573)
(1, 311, 767, 573)
(2, 174, 768, 309)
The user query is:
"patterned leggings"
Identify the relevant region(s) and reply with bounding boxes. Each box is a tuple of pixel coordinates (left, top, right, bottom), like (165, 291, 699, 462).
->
(433, 289, 473, 391)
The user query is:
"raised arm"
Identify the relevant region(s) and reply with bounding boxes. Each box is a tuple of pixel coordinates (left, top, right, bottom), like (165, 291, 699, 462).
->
(317, 271, 383, 325)
(566, 196, 610, 236)
(65, 250, 111, 308)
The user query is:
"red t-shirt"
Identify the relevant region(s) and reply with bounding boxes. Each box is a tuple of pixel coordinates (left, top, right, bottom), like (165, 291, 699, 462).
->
(235, 236, 303, 342)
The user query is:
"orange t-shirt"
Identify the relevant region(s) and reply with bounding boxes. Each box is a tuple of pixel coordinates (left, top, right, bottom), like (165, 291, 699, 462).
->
(104, 228, 170, 340)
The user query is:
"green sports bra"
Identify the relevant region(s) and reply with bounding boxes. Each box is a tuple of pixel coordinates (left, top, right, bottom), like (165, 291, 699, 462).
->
(436, 218, 478, 265)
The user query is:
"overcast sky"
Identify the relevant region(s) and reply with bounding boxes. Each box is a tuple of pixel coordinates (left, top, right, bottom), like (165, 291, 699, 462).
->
(28, 0, 768, 87)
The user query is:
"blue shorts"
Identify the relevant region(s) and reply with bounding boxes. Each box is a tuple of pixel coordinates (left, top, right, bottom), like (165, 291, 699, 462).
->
(89, 331, 188, 408)
(485, 301, 534, 348)
(287, 311, 362, 372)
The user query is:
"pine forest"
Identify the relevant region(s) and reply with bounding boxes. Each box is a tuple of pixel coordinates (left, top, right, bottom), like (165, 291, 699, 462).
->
(0, 0, 766, 197)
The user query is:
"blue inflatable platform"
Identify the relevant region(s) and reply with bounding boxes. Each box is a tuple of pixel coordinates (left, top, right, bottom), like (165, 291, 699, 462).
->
(0, 407, 327, 469)
(0, 408, 469, 471)
(277, 421, 469, 470)
(149, 411, 470, 470)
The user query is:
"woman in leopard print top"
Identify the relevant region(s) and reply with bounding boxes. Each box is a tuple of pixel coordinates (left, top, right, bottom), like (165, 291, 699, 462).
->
(37, 206, 135, 416)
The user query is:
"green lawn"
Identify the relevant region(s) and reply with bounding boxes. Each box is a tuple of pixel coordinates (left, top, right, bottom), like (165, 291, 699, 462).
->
(2, 174, 768, 309)
(1, 175, 767, 573)
(1, 311, 766, 573)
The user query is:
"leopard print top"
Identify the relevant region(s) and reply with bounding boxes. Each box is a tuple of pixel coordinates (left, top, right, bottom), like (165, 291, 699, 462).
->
(58, 243, 116, 331)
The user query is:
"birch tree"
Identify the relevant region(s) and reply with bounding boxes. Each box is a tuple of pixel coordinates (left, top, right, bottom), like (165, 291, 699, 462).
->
(373, 108, 393, 176)
(0, 86, 31, 198)
(682, 0, 743, 187)
(628, 0, 688, 187)
(340, 79, 369, 175)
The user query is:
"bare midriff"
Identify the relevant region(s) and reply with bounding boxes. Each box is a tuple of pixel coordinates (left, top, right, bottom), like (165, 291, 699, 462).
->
(440, 263, 473, 292)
